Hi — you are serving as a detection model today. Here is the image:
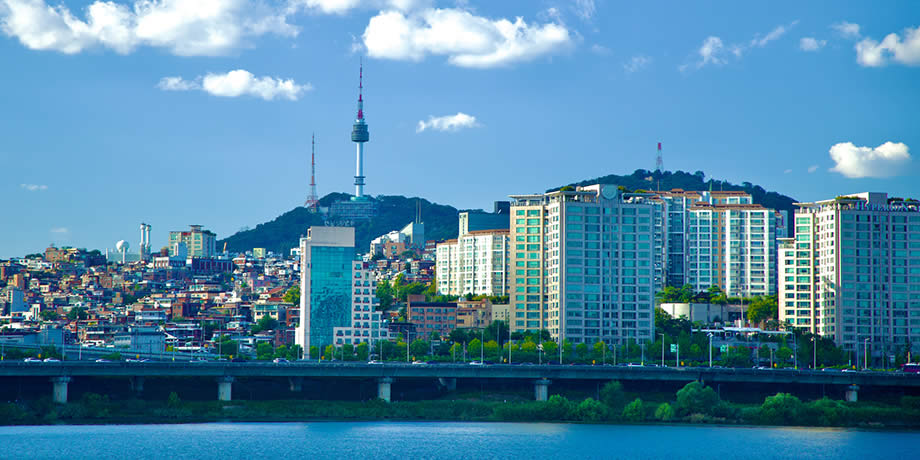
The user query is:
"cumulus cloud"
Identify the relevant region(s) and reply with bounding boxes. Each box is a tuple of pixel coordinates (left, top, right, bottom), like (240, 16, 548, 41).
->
(0, 0, 298, 56)
(783, 169, 793, 174)
(416, 112, 479, 133)
(799, 37, 826, 52)
(807, 165, 819, 173)
(20, 183, 47, 191)
(50, 227, 68, 234)
(855, 26, 920, 67)
(623, 55, 651, 73)
(831, 21, 861, 39)
(362, 8, 573, 68)
(157, 70, 311, 101)
(829, 141, 912, 178)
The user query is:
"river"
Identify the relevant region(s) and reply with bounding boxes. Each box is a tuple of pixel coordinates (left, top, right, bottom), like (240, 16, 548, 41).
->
(1, 422, 917, 459)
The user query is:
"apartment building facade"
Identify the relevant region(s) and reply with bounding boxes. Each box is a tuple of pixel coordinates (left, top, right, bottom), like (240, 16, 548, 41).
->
(778, 193, 920, 359)
(508, 185, 657, 345)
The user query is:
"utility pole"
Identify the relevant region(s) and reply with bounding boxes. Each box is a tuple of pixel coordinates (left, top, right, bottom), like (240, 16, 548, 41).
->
(708, 333, 713, 367)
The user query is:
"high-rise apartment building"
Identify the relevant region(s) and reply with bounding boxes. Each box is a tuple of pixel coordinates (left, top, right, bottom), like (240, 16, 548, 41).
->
(436, 210, 511, 297)
(168, 225, 216, 258)
(333, 260, 389, 347)
(295, 227, 357, 359)
(436, 227, 510, 297)
(645, 190, 784, 297)
(779, 193, 920, 359)
(508, 185, 657, 345)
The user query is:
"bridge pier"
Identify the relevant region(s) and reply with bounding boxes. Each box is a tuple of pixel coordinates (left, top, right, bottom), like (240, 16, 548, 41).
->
(130, 376, 145, 395)
(289, 377, 303, 392)
(51, 376, 71, 404)
(217, 376, 234, 401)
(378, 377, 394, 402)
(845, 384, 859, 403)
(534, 378, 552, 401)
(438, 377, 457, 392)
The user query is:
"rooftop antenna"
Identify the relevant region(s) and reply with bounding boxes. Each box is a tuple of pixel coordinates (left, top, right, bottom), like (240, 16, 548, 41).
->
(305, 133, 319, 211)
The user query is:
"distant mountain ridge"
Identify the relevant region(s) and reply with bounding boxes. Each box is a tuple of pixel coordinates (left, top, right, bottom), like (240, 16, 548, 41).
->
(220, 170, 798, 255)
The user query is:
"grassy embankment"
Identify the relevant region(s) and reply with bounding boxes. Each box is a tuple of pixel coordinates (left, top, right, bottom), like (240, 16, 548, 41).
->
(2, 381, 920, 429)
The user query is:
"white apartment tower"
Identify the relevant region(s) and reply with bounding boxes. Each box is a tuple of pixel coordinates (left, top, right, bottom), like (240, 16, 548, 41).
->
(779, 193, 920, 361)
(436, 213, 510, 297)
(508, 185, 657, 345)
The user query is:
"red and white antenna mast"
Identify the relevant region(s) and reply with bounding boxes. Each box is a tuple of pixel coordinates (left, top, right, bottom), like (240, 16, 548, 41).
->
(305, 133, 319, 211)
(656, 142, 664, 172)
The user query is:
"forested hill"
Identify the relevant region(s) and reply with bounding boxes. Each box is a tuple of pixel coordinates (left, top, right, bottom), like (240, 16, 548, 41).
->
(221, 170, 798, 255)
(554, 169, 797, 215)
(219, 193, 461, 255)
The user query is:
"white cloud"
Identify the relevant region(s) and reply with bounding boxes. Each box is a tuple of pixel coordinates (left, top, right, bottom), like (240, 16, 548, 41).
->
(807, 165, 819, 173)
(799, 37, 826, 52)
(50, 227, 68, 234)
(831, 21, 860, 39)
(20, 183, 47, 191)
(573, 0, 595, 21)
(416, 112, 479, 133)
(0, 0, 298, 56)
(156, 76, 198, 91)
(783, 169, 793, 174)
(590, 44, 610, 55)
(750, 22, 794, 48)
(623, 55, 651, 73)
(685, 21, 796, 70)
(157, 70, 311, 101)
(855, 26, 920, 67)
(692, 36, 725, 68)
(362, 8, 573, 68)
(288, 0, 430, 15)
(829, 141, 912, 178)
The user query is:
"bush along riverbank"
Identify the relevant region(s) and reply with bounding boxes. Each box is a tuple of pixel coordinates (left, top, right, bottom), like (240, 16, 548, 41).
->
(1, 381, 919, 428)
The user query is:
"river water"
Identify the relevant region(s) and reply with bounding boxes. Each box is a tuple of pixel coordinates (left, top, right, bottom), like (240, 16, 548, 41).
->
(0, 421, 917, 459)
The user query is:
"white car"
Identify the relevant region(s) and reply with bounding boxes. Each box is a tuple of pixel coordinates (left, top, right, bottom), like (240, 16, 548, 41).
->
(469, 361, 484, 366)
(43, 358, 61, 362)
(367, 360, 382, 365)
(23, 357, 42, 363)
(272, 358, 290, 364)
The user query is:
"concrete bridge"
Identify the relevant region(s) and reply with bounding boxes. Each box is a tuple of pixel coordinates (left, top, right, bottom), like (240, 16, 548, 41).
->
(2, 362, 918, 404)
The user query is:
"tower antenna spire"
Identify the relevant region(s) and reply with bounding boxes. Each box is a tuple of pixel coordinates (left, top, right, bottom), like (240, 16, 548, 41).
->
(656, 142, 663, 173)
(305, 132, 319, 211)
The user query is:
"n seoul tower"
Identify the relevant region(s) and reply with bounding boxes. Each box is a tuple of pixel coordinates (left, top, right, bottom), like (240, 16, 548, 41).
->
(351, 63, 370, 199)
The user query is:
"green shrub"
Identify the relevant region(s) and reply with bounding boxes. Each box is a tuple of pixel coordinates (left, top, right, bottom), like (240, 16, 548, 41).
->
(654, 402, 674, 421)
(806, 398, 850, 426)
(167, 392, 182, 408)
(901, 396, 920, 410)
(544, 395, 575, 421)
(760, 393, 805, 425)
(599, 381, 628, 411)
(675, 381, 719, 416)
(622, 398, 645, 422)
(575, 398, 608, 422)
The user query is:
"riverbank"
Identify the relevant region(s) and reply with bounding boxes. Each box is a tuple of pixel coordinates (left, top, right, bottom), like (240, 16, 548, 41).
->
(3, 381, 919, 429)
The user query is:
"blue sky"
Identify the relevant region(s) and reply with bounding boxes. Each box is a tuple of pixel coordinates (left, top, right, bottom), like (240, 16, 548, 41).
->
(1, 0, 918, 258)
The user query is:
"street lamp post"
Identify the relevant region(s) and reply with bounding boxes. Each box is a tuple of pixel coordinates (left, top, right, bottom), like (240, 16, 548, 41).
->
(812, 336, 817, 370)
(538, 343, 543, 365)
(708, 332, 713, 367)
(660, 333, 665, 367)
(480, 328, 484, 363)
